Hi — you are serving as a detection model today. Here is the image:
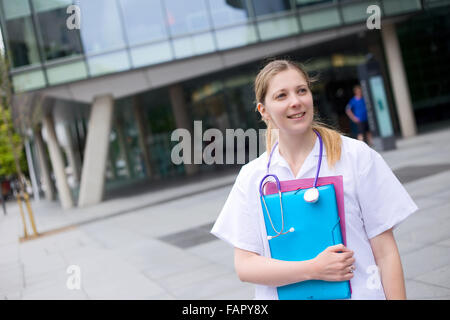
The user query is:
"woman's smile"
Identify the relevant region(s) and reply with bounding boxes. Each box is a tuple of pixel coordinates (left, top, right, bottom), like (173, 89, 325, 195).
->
(287, 112, 306, 120)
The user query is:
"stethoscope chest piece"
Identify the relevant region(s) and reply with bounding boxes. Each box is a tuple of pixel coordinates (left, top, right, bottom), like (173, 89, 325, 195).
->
(304, 187, 319, 203)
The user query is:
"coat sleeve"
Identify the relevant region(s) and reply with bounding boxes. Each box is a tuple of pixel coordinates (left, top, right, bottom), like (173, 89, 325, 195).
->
(211, 166, 264, 255)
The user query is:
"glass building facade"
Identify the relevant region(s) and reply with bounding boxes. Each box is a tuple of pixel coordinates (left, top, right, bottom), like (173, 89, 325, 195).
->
(0, 0, 425, 92)
(1, 0, 449, 205)
(104, 63, 262, 195)
(396, 4, 450, 129)
(88, 35, 371, 196)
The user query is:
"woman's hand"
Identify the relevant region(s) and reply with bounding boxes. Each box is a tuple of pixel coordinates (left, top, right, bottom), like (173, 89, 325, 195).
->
(311, 244, 355, 281)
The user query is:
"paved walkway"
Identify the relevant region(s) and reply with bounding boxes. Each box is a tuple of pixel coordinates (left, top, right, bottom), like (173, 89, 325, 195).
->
(1, 127, 450, 300)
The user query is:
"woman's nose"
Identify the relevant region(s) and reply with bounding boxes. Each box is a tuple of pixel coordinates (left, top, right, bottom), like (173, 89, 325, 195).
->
(288, 93, 303, 107)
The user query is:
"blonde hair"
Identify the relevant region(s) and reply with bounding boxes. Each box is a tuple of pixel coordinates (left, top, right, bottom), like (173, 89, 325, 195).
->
(254, 59, 342, 168)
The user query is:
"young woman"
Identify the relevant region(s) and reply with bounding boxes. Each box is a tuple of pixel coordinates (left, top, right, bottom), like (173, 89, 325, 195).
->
(211, 60, 418, 300)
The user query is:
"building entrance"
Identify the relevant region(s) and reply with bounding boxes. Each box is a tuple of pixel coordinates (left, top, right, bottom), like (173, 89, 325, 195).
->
(324, 78, 361, 138)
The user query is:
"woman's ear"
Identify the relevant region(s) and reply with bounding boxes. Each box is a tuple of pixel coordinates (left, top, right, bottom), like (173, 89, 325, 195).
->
(257, 103, 269, 121)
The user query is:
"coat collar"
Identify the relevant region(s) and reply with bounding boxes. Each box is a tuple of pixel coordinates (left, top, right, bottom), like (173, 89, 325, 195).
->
(266, 135, 327, 179)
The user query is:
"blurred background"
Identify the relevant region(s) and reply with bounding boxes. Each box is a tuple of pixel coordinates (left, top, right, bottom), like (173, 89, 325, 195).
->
(0, 0, 449, 300)
(0, 0, 448, 207)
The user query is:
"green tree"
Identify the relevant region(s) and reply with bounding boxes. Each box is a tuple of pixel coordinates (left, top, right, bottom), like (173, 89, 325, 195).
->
(0, 55, 27, 178)
(0, 105, 27, 177)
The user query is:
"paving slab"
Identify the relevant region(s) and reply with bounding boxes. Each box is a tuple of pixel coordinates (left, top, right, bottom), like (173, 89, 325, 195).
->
(402, 245, 450, 280)
(170, 272, 248, 300)
(405, 279, 450, 300)
(157, 263, 232, 293)
(415, 263, 450, 289)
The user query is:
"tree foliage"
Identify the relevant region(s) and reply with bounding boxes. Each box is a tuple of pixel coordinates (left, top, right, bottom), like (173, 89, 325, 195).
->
(0, 105, 27, 177)
(0, 55, 27, 178)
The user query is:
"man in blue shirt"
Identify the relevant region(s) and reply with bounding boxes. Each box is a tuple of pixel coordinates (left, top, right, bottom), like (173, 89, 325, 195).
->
(346, 85, 373, 146)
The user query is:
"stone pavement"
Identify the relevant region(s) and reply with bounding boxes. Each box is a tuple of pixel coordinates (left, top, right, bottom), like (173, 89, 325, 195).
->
(1, 127, 450, 300)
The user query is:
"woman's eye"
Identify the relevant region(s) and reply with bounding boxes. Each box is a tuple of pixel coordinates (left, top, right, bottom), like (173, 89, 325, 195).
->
(276, 93, 286, 99)
(298, 88, 307, 94)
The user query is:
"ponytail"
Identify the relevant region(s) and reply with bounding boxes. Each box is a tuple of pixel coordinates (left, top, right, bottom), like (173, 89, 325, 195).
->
(264, 120, 342, 169)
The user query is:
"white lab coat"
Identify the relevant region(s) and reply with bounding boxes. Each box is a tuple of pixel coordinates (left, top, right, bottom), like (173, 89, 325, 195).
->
(211, 134, 418, 299)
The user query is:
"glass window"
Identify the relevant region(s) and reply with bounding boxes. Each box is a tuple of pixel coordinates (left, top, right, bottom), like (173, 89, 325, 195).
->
(296, 0, 335, 8)
(164, 0, 210, 36)
(75, 0, 126, 54)
(397, 6, 450, 114)
(140, 89, 183, 179)
(383, 0, 422, 15)
(87, 50, 130, 76)
(32, 0, 83, 61)
(251, 0, 292, 17)
(107, 114, 135, 181)
(130, 41, 173, 68)
(12, 69, 46, 92)
(118, 0, 168, 46)
(215, 24, 257, 50)
(341, 1, 381, 24)
(223, 72, 261, 130)
(46, 60, 88, 85)
(300, 7, 341, 32)
(186, 79, 231, 152)
(111, 98, 147, 180)
(257, 15, 299, 41)
(172, 32, 215, 59)
(209, 0, 251, 28)
(2, 0, 30, 20)
(32, 0, 72, 12)
(1, 0, 40, 68)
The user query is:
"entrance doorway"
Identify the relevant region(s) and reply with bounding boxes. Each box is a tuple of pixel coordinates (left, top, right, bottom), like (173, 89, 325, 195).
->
(325, 79, 360, 138)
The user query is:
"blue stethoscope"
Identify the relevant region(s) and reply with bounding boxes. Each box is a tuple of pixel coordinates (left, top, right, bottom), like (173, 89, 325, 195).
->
(259, 129, 323, 240)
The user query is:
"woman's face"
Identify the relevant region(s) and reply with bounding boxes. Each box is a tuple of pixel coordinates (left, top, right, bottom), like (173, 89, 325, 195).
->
(258, 68, 314, 136)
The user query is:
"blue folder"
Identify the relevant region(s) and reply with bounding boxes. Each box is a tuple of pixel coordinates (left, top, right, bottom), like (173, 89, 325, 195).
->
(260, 184, 351, 300)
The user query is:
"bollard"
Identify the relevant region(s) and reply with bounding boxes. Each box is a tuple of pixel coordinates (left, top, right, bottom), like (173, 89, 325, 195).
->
(16, 191, 39, 240)
(23, 192, 38, 236)
(16, 194, 29, 238)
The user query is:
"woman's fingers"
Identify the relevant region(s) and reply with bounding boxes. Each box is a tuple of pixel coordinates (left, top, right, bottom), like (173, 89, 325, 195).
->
(339, 258, 356, 277)
(344, 257, 356, 266)
(343, 272, 354, 280)
(327, 244, 352, 253)
(335, 250, 354, 260)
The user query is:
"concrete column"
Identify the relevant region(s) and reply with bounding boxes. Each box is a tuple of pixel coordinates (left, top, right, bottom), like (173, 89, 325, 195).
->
(169, 84, 199, 175)
(34, 127, 55, 201)
(78, 95, 114, 207)
(42, 114, 74, 209)
(62, 124, 81, 184)
(24, 139, 40, 201)
(133, 97, 152, 178)
(381, 23, 417, 137)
